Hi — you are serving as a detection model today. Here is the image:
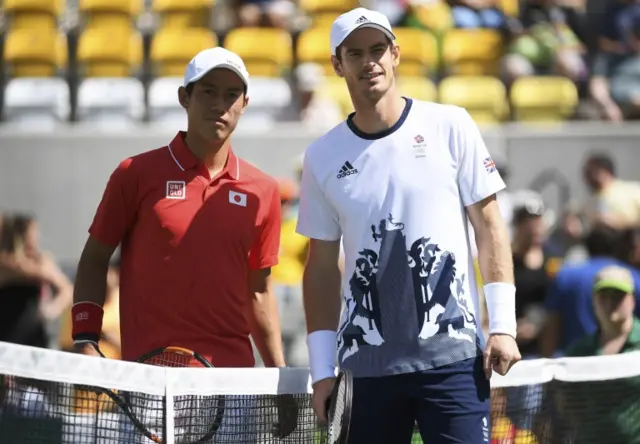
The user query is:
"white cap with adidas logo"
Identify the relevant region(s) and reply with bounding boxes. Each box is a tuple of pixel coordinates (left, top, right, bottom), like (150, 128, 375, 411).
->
(330, 7, 396, 56)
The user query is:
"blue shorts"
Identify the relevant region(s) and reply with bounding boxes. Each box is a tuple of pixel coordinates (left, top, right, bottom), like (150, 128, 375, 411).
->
(348, 357, 490, 444)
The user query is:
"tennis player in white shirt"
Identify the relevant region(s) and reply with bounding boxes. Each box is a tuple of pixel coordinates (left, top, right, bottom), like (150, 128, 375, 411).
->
(296, 7, 521, 443)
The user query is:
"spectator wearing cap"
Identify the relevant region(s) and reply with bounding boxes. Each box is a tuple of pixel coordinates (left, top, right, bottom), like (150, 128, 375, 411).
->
(555, 266, 640, 444)
(294, 63, 343, 131)
(540, 225, 640, 357)
(583, 152, 640, 230)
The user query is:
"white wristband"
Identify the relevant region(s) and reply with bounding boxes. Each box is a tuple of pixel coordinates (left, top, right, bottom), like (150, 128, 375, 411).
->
(307, 330, 337, 385)
(484, 282, 517, 338)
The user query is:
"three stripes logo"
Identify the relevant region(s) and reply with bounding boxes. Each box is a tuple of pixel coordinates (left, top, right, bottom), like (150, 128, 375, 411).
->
(355, 15, 369, 25)
(337, 161, 358, 179)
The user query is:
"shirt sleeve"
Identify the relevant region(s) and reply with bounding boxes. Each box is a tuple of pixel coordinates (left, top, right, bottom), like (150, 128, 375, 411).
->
(295, 153, 342, 241)
(454, 109, 506, 207)
(248, 181, 281, 270)
(88, 159, 137, 247)
(544, 269, 566, 313)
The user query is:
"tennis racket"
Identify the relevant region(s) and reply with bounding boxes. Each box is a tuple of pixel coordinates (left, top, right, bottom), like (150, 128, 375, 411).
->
(325, 369, 353, 444)
(88, 345, 225, 444)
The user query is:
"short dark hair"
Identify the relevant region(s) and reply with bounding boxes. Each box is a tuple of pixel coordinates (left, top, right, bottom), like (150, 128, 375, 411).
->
(584, 224, 621, 257)
(586, 153, 616, 176)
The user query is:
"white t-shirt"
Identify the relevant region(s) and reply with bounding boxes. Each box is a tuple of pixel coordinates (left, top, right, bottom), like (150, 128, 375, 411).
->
(296, 98, 506, 378)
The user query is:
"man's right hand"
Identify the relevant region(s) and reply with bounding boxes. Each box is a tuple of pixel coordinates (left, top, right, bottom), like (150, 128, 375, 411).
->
(311, 377, 336, 425)
(72, 342, 103, 358)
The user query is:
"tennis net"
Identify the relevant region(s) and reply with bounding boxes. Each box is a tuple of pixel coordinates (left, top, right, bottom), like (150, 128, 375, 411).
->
(1, 342, 639, 444)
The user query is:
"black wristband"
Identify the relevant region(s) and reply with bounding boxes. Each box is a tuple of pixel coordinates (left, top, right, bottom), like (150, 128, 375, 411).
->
(72, 332, 100, 344)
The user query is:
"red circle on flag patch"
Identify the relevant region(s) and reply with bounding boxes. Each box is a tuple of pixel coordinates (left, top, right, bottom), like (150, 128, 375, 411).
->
(234, 195, 241, 202)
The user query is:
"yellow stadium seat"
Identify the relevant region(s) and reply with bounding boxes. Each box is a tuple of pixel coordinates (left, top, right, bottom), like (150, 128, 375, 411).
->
(152, 0, 214, 13)
(77, 28, 143, 77)
(80, 0, 141, 31)
(9, 13, 57, 29)
(224, 28, 292, 77)
(500, 0, 519, 17)
(439, 76, 508, 124)
(3, 0, 64, 15)
(4, 28, 67, 77)
(79, 0, 141, 15)
(393, 28, 439, 76)
(443, 29, 504, 76)
(412, 1, 453, 34)
(152, 0, 213, 28)
(510, 76, 578, 122)
(151, 28, 217, 77)
(297, 27, 333, 76)
(299, 0, 358, 15)
(4, 0, 64, 29)
(397, 77, 437, 102)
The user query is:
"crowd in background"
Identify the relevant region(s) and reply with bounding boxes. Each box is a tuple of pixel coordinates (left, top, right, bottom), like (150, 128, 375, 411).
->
(3, 0, 640, 127)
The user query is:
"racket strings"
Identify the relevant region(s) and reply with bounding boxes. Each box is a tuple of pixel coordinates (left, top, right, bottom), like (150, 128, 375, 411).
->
(142, 351, 204, 368)
(328, 379, 347, 444)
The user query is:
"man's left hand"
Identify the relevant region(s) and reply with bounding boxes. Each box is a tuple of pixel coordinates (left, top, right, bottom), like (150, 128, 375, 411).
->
(483, 334, 521, 379)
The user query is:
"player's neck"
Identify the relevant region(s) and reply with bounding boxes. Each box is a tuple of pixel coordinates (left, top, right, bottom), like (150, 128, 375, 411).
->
(184, 131, 231, 177)
(351, 89, 406, 135)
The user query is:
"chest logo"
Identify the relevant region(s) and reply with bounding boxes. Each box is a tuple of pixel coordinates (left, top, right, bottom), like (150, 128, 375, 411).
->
(166, 181, 186, 199)
(337, 161, 358, 179)
(229, 190, 247, 207)
(413, 134, 426, 158)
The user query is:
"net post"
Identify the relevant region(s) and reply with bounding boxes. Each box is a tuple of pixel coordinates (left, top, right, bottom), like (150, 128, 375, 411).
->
(165, 368, 175, 444)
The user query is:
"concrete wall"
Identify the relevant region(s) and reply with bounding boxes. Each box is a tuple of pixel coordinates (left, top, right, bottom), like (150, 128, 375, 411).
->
(1, 122, 639, 266)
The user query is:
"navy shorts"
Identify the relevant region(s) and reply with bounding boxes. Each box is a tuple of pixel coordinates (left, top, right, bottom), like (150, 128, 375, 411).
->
(347, 357, 491, 444)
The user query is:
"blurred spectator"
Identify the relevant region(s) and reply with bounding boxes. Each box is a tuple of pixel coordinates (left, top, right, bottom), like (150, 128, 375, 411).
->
(492, 387, 539, 443)
(271, 178, 308, 366)
(561, 266, 640, 444)
(589, 0, 640, 121)
(512, 195, 562, 358)
(546, 201, 587, 263)
(233, 0, 295, 28)
(539, 224, 640, 357)
(582, 152, 640, 230)
(447, 0, 506, 29)
(0, 214, 72, 349)
(621, 226, 640, 268)
(369, 0, 410, 26)
(502, 0, 588, 84)
(295, 63, 344, 131)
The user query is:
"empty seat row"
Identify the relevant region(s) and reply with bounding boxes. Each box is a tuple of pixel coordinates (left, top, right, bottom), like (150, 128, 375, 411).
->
(2, 76, 293, 131)
(1, 75, 578, 130)
(319, 76, 578, 124)
(2, 27, 506, 80)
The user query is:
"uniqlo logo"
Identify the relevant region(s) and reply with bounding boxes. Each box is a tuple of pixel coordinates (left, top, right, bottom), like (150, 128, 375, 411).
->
(166, 181, 186, 199)
(75, 312, 88, 321)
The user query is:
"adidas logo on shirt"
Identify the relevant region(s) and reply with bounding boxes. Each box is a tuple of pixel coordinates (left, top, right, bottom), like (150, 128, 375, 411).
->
(355, 16, 369, 25)
(337, 161, 358, 179)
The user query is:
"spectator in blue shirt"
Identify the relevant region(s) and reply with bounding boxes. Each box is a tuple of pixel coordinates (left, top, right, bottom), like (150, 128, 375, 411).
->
(539, 224, 640, 357)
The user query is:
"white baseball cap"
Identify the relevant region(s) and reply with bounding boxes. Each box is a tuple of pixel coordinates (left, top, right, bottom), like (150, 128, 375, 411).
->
(183, 47, 250, 93)
(330, 7, 396, 56)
